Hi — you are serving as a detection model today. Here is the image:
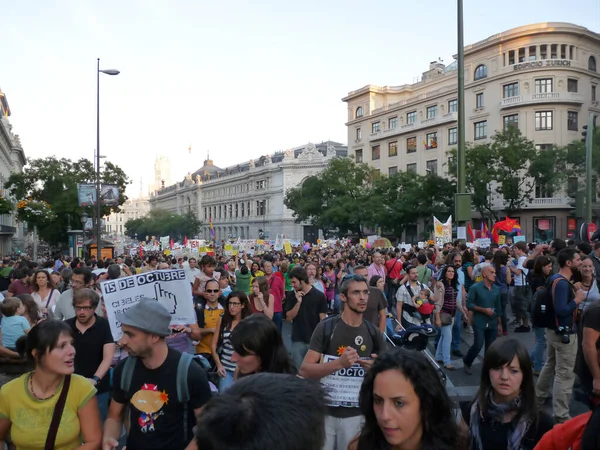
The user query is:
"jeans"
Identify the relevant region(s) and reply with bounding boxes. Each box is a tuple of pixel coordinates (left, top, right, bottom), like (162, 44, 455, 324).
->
(535, 329, 578, 422)
(463, 324, 497, 368)
(219, 370, 235, 393)
(530, 326, 547, 372)
(451, 309, 462, 352)
(323, 415, 364, 450)
(291, 341, 310, 369)
(435, 320, 454, 365)
(333, 294, 341, 315)
(96, 391, 110, 422)
(272, 312, 283, 332)
(499, 292, 508, 332)
(385, 282, 398, 312)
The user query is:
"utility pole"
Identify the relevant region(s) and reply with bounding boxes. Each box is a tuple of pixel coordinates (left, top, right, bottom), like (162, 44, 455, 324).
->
(584, 113, 595, 224)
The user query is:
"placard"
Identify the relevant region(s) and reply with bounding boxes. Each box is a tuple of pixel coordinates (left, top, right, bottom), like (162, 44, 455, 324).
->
(457, 227, 466, 240)
(284, 241, 292, 255)
(498, 235, 506, 245)
(321, 355, 367, 408)
(513, 236, 526, 243)
(100, 270, 196, 341)
(478, 238, 491, 248)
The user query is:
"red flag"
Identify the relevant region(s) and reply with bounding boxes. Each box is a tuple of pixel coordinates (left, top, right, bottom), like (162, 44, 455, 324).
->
(184, 236, 189, 247)
(169, 239, 174, 249)
(467, 222, 475, 243)
(139, 244, 143, 259)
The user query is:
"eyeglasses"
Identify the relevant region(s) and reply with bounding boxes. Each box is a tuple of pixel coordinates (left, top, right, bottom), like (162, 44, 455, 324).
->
(205, 289, 220, 293)
(229, 302, 242, 306)
(74, 306, 93, 311)
(342, 274, 366, 282)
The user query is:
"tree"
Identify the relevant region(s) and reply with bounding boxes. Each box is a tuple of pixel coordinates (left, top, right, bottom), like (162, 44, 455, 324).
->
(124, 210, 202, 242)
(5, 157, 130, 247)
(284, 157, 374, 237)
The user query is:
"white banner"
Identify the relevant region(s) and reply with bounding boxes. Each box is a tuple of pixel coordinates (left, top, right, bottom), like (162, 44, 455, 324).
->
(100, 270, 196, 341)
(320, 355, 367, 408)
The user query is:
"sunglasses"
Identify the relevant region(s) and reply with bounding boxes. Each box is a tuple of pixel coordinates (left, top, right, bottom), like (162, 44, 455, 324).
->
(342, 274, 366, 282)
(205, 289, 220, 293)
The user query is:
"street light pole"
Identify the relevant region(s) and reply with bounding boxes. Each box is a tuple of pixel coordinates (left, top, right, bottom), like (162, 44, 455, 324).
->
(96, 58, 119, 262)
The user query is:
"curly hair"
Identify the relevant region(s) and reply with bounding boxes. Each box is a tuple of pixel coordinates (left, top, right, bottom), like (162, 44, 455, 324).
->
(353, 348, 461, 450)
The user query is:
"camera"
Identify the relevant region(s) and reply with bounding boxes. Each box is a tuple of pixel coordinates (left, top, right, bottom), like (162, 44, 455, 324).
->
(556, 326, 571, 344)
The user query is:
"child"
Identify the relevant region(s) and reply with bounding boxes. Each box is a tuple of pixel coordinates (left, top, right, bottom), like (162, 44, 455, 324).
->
(414, 289, 435, 323)
(192, 255, 220, 301)
(0, 298, 31, 350)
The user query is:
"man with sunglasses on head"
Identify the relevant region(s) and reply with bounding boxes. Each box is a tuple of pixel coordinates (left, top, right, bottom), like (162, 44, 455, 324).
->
(194, 278, 224, 367)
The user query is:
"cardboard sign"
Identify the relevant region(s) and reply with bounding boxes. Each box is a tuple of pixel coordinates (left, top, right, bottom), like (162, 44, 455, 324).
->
(284, 241, 292, 255)
(478, 238, 491, 248)
(100, 270, 196, 341)
(498, 235, 506, 245)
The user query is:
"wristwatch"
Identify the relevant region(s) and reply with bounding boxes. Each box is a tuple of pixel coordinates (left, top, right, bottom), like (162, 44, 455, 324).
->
(92, 375, 101, 384)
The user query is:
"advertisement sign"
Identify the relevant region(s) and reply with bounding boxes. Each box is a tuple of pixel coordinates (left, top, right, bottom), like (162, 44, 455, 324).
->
(78, 184, 120, 207)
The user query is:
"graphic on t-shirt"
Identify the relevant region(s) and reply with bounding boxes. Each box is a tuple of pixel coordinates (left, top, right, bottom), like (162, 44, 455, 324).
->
(132, 383, 169, 433)
(336, 345, 346, 356)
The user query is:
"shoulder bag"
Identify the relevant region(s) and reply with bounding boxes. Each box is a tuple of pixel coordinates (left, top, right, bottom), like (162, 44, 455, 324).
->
(44, 374, 71, 450)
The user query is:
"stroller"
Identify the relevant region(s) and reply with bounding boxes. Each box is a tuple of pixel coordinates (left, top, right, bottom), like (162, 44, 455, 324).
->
(384, 317, 447, 384)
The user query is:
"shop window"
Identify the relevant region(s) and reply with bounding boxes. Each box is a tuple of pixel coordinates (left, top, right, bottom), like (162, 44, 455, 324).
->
(534, 217, 555, 243)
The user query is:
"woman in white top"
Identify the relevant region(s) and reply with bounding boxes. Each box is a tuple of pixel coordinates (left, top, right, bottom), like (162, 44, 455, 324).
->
(30, 269, 60, 319)
(577, 257, 600, 313)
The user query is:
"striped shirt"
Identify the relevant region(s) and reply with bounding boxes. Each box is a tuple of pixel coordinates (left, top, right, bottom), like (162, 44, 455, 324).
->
(220, 328, 236, 373)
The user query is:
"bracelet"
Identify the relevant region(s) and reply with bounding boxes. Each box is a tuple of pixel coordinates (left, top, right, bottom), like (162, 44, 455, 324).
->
(92, 375, 101, 383)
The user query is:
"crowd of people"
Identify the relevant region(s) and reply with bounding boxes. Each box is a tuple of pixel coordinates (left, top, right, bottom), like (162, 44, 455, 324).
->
(0, 237, 597, 449)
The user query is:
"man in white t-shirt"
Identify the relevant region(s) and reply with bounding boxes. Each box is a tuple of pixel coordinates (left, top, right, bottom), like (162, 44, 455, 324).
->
(186, 257, 201, 285)
(509, 241, 531, 332)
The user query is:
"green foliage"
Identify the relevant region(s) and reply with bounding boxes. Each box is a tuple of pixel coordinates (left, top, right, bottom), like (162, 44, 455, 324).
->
(5, 157, 130, 246)
(124, 210, 202, 242)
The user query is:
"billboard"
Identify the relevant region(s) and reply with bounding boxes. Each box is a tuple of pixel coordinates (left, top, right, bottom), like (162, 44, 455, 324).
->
(78, 184, 120, 207)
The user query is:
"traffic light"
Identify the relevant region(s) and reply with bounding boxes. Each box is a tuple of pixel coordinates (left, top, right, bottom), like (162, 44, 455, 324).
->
(568, 191, 584, 218)
(582, 125, 589, 144)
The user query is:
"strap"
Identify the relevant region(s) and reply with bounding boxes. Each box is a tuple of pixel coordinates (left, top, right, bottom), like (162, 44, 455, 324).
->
(120, 356, 137, 396)
(551, 277, 572, 329)
(177, 352, 193, 443)
(321, 315, 340, 354)
(44, 375, 71, 450)
(363, 320, 380, 355)
(45, 289, 56, 308)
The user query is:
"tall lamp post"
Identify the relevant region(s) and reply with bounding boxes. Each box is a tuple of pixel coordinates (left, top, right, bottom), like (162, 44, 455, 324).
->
(81, 212, 88, 259)
(96, 58, 119, 261)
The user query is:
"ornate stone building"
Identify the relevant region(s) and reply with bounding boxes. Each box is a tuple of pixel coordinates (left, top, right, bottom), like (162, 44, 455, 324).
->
(149, 141, 347, 242)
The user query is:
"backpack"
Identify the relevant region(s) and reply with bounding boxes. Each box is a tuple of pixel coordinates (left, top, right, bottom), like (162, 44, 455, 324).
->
(120, 352, 194, 443)
(532, 277, 571, 330)
(321, 315, 380, 356)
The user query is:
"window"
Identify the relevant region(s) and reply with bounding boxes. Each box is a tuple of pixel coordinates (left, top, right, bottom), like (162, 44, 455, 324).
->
(204, 208, 207, 220)
(508, 50, 515, 65)
(388, 117, 398, 129)
(551, 44, 558, 59)
(229, 204, 233, 217)
(567, 79, 578, 93)
(355, 149, 363, 163)
(241, 202, 245, 217)
(371, 145, 380, 160)
(426, 105, 437, 119)
(503, 82, 519, 98)
(474, 121, 487, 140)
(534, 217, 555, 243)
(590, 56, 597, 72)
(235, 203, 238, 218)
(535, 183, 554, 198)
(535, 78, 553, 93)
(476, 92, 484, 108)
(407, 111, 417, 124)
(372, 122, 380, 133)
(388, 141, 398, 157)
(503, 114, 519, 131)
(426, 160, 438, 175)
(407, 137, 417, 154)
(426, 132, 438, 149)
(448, 99, 457, 113)
(535, 111, 553, 130)
(247, 202, 250, 216)
(535, 144, 553, 151)
(256, 180, 266, 190)
(567, 111, 578, 131)
(407, 163, 417, 173)
(474, 64, 487, 80)
(518, 48, 525, 63)
(593, 86, 597, 102)
(389, 166, 398, 176)
(355, 107, 363, 118)
(448, 127, 458, 145)
(356, 128, 362, 140)
(540, 45, 547, 59)
(529, 46, 537, 61)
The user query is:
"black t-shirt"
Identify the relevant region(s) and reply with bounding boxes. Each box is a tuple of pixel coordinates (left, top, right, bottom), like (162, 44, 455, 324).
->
(460, 402, 554, 450)
(575, 302, 600, 391)
(284, 287, 328, 343)
(67, 315, 114, 393)
(112, 347, 212, 450)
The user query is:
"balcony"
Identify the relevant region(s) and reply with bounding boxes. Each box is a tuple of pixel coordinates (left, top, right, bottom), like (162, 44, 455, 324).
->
(370, 112, 458, 142)
(500, 92, 584, 109)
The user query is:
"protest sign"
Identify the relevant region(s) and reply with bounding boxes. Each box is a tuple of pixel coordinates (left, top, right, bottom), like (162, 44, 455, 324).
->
(498, 235, 506, 245)
(284, 240, 292, 255)
(100, 270, 196, 341)
(479, 238, 491, 248)
(320, 355, 367, 408)
(434, 216, 452, 247)
(513, 236, 526, 243)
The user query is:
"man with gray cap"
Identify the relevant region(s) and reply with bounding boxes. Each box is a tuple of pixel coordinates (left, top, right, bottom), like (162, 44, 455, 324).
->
(103, 298, 212, 450)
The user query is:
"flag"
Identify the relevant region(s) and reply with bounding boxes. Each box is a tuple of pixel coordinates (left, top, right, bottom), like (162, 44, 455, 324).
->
(467, 222, 475, 243)
(184, 236, 189, 247)
(483, 222, 490, 239)
(139, 243, 143, 259)
(209, 217, 215, 240)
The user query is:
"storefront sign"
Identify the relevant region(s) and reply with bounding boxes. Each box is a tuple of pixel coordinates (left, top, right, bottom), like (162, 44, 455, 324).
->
(513, 59, 571, 71)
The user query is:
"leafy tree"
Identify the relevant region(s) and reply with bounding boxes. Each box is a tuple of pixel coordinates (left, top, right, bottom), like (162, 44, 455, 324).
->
(284, 157, 374, 237)
(124, 210, 202, 242)
(6, 157, 130, 246)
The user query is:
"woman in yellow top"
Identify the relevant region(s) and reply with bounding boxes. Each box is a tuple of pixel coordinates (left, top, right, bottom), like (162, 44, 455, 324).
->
(0, 320, 102, 450)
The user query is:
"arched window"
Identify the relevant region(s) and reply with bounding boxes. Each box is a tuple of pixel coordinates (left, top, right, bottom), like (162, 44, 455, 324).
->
(355, 106, 363, 118)
(474, 64, 487, 80)
(589, 56, 597, 72)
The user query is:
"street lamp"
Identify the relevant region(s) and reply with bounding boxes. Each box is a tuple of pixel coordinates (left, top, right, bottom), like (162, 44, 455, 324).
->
(96, 58, 119, 262)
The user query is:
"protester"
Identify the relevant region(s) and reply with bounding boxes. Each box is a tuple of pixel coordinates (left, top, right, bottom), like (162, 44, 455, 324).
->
(351, 347, 461, 450)
(248, 276, 274, 319)
(194, 278, 224, 364)
(492, 250, 512, 336)
(0, 297, 30, 350)
(510, 241, 532, 332)
(534, 406, 600, 450)
(6, 268, 32, 298)
(54, 268, 102, 321)
(461, 338, 554, 449)
(354, 266, 387, 332)
(262, 260, 285, 330)
(30, 269, 60, 319)
(0, 320, 102, 450)
(529, 255, 552, 375)
(574, 298, 600, 406)
(15, 293, 41, 326)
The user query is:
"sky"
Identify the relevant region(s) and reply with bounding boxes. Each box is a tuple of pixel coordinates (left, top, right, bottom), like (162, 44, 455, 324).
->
(2, 0, 599, 197)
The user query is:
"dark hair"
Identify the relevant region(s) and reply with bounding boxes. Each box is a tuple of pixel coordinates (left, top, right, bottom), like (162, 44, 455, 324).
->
(31, 269, 56, 292)
(288, 266, 309, 284)
(462, 249, 475, 264)
(222, 291, 252, 329)
(0, 297, 21, 316)
(477, 338, 536, 423)
(195, 373, 326, 450)
(492, 251, 508, 274)
(532, 256, 552, 277)
(577, 242, 593, 255)
(353, 265, 367, 273)
(107, 264, 121, 280)
(200, 255, 217, 268)
(354, 347, 460, 450)
(25, 320, 74, 365)
(16, 294, 40, 324)
(369, 275, 382, 287)
(340, 274, 367, 296)
(240, 264, 249, 275)
(251, 276, 270, 299)
(440, 265, 458, 290)
(417, 253, 428, 265)
(557, 248, 579, 269)
(550, 238, 566, 253)
(72, 267, 92, 285)
(231, 315, 295, 375)
(73, 288, 100, 309)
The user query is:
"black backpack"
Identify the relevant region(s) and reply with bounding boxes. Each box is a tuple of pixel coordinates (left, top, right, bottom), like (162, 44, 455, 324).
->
(532, 277, 571, 329)
(321, 315, 380, 356)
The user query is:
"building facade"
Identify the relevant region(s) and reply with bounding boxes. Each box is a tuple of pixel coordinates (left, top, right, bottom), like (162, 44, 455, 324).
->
(105, 196, 151, 237)
(0, 89, 26, 254)
(149, 141, 347, 242)
(343, 22, 600, 242)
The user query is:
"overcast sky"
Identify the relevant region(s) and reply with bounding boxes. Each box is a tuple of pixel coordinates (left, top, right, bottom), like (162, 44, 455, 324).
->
(3, 0, 598, 196)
